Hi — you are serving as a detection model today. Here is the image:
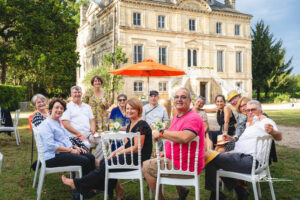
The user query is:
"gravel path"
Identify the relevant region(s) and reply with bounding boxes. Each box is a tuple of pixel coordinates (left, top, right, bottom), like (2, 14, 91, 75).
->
(207, 114, 300, 149)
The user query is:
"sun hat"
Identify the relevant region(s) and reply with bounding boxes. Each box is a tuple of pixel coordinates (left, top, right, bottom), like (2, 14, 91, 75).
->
(216, 135, 229, 146)
(205, 150, 220, 165)
(227, 90, 240, 102)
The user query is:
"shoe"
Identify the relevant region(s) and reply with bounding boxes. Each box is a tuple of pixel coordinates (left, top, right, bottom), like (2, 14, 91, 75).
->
(71, 190, 81, 200)
(178, 187, 189, 200)
(235, 185, 249, 200)
(209, 191, 226, 200)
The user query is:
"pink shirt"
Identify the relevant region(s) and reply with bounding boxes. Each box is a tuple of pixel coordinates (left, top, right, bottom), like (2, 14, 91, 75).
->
(166, 110, 205, 174)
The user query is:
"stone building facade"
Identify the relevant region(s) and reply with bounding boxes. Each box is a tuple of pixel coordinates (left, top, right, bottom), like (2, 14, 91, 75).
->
(76, 0, 252, 103)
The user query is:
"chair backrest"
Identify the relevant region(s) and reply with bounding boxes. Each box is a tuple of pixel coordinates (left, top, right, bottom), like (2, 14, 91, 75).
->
(14, 109, 20, 127)
(157, 136, 200, 176)
(251, 135, 273, 175)
(32, 128, 46, 166)
(101, 132, 141, 170)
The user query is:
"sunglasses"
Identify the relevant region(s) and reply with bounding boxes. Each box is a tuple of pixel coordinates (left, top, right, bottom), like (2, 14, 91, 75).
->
(118, 99, 127, 102)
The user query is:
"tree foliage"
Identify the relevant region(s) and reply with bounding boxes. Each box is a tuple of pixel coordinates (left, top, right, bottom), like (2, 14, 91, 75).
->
(0, 0, 84, 99)
(252, 20, 293, 100)
(83, 46, 128, 105)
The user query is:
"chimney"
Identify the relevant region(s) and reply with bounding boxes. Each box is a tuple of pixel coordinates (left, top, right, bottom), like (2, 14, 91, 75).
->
(225, 0, 236, 9)
(80, 4, 88, 26)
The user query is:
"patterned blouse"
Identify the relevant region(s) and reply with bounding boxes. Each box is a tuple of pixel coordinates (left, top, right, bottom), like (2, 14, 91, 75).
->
(82, 88, 108, 131)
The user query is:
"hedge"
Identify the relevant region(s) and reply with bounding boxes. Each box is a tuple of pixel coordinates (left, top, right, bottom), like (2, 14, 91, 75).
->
(0, 85, 27, 110)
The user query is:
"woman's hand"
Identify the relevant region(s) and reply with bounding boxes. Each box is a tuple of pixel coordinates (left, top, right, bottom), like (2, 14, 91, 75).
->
(73, 146, 87, 154)
(222, 134, 234, 141)
(70, 148, 80, 155)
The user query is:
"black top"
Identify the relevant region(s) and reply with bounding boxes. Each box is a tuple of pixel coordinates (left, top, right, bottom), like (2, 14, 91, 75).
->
(126, 120, 153, 163)
(31, 112, 46, 127)
(217, 109, 236, 136)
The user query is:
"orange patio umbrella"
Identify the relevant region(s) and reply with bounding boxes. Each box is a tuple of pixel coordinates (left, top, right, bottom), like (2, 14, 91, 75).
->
(109, 59, 185, 92)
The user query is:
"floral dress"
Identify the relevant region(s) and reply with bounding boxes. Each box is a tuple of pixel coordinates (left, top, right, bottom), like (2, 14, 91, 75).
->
(82, 88, 108, 131)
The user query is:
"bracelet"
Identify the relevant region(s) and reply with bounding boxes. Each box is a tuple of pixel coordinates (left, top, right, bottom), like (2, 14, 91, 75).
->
(76, 134, 82, 138)
(69, 148, 73, 153)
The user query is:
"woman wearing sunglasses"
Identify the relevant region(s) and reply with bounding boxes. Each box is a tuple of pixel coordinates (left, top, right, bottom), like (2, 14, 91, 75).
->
(110, 94, 130, 131)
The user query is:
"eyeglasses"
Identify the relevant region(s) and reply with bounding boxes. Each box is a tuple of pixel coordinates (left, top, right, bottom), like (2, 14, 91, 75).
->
(118, 99, 127, 102)
(246, 108, 257, 113)
(174, 95, 187, 100)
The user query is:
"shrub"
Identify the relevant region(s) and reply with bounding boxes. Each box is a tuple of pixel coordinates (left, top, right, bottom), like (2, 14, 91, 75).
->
(0, 85, 27, 110)
(274, 94, 290, 103)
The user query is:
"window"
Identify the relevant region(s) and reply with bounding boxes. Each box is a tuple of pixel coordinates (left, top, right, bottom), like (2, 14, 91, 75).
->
(159, 47, 167, 65)
(236, 52, 242, 72)
(235, 24, 240, 36)
(189, 19, 195, 31)
(216, 22, 222, 34)
(134, 81, 143, 92)
(187, 49, 197, 67)
(159, 82, 167, 92)
(133, 13, 141, 26)
(158, 15, 165, 28)
(217, 51, 223, 72)
(92, 28, 96, 39)
(134, 45, 143, 64)
(92, 53, 96, 66)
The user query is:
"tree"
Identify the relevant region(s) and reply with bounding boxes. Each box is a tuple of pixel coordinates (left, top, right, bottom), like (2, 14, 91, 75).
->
(3, 0, 80, 98)
(83, 46, 128, 104)
(251, 20, 293, 100)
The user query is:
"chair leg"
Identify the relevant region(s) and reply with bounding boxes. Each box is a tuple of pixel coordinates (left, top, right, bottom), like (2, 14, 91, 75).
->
(37, 168, 45, 200)
(33, 160, 40, 188)
(139, 177, 144, 200)
(104, 174, 108, 200)
(216, 172, 220, 200)
(149, 187, 152, 200)
(252, 181, 259, 200)
(195, 178, 200, 200)
(155, 178, 160, 200)
(268, 179, 276, 200)
(14, 129, 19, 145)
(78, 169, 83, 200)
(257, 182, 262, 198)
(17, 128, 21, 144)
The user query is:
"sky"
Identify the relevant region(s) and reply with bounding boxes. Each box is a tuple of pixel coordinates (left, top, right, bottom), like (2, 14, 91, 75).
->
(236, 0, 300, 75)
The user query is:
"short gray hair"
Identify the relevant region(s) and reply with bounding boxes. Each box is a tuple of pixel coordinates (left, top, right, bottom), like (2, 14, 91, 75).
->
(196, 96, 206, 103)
(31, 94, 47, 106)
(247, 100, 262, 112)
(177, 88, 191, 100)
(71, 86, 82, 93)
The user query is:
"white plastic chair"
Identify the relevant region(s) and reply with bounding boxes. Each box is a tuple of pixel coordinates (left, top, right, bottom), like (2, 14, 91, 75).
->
(101, 132, 144, 200)
(32, 128, 83, 200)
(0, 152, 3, 173)
(0, 109, 21, 145)
(216, 135, 276, 200)
(155, 136, 200, 200)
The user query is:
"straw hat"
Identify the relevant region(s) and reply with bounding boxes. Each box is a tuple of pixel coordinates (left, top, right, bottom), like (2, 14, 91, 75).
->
(205, 150, 220, 165)
(216, 135, 229, 146)
(227, 90, 240, 102)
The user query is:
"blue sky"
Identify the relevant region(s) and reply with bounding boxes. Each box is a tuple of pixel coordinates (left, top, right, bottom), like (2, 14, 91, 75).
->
(236, 0, 300, 75)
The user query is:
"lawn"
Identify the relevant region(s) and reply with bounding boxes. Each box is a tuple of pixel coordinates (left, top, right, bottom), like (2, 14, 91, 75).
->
(265, 110, 300, 127)
(0, 117, 299, 200)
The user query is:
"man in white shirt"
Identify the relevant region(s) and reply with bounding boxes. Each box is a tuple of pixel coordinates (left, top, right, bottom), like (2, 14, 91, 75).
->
(142, 90, 169, 126)
(61, 86, 103, 160)
(205, 100, 282, 200)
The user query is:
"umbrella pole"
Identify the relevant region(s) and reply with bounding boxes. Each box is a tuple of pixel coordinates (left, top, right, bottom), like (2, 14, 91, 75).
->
(147, 76, 150, 94)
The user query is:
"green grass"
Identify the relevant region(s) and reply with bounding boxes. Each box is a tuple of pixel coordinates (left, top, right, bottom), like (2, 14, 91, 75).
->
(0, 117, 300, 199)
(265, 110, 300, 127)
